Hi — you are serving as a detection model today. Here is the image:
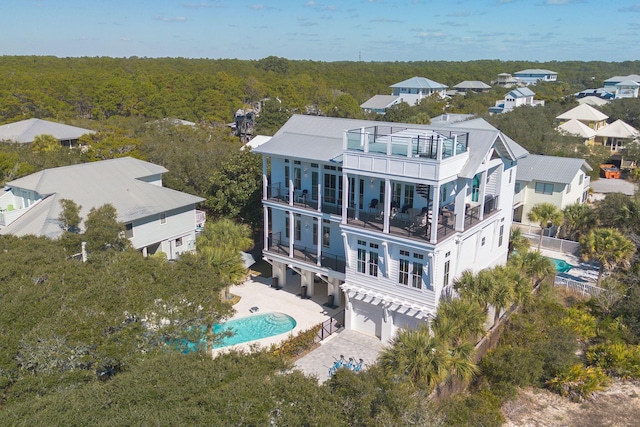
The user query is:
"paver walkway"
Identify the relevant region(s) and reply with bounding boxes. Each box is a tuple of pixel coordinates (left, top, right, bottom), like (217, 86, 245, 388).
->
(294, 329, 386, 383)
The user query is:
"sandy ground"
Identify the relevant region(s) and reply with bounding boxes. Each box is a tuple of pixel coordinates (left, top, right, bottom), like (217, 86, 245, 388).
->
(502, 380, 640, 427)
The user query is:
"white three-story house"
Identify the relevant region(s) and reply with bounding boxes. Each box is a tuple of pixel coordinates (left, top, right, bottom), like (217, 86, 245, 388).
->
(254, 114, 527, 341)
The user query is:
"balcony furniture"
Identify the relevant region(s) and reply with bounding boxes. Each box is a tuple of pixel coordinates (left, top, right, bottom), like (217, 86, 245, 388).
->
(296, 189, 308, 203)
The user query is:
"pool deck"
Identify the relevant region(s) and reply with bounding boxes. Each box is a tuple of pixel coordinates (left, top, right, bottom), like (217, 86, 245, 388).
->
(212, 274, 386, 382)
(212, 273, 342, 355)
(540, 248, 600, 283)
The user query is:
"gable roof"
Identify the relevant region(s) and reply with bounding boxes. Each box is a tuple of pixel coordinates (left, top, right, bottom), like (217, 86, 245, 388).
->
(2, 158, 203, 238)
(596, 120, 640, 139)
(516, 154, 592, 185)
(604, 74, 640, 84)
(557, 119, 597, 138)
(514, 69, 557, 76)
(390, 77, 447, 90)
(360, 95, 401, 110)
(0, 118, 95, 143)
(253, 115, 527, 177)
(453, 81, 491, 90)
(508, 87, 535, 98)
(556, 104, 608, 122)
(577, 97, 610, 106)
(616, 80, 640, 87)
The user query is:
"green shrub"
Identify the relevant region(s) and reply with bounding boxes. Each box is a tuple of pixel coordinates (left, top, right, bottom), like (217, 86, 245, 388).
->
(547, 364, 609, 402)
(561, 307, 597, 340)
(586, 343, 640, 379)
(270, 324, 320, 360)
(437, 389, 505, 427)
(480, 345, 544, 388)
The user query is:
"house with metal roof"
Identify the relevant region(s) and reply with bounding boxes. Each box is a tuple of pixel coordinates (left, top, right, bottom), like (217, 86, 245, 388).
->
(360, 95, 403, 114)
(0, 118, 95, 147)
(513, 155, 592, 226)
(0, 157, 205, 260)
(513, 69, 558, 85)
(556, 104, 609, 131)
(452, 80, 492, 94)
(603, 74, 640, 99)
(489, 87, 544, 114)
(253, 114, 527, 341)
(595, 120, 640, 153)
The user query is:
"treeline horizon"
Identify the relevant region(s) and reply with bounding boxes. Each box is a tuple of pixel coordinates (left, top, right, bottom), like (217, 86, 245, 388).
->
(1, 55, 638, 126)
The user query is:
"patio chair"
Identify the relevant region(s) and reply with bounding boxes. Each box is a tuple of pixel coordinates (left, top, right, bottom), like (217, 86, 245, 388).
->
(368, 198, 379, 213)
(353, 359, 364, 372)
(329, 355, 346, 376)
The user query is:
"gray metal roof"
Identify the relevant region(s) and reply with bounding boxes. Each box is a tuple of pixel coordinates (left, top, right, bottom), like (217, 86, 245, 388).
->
(604, 74, 640, 84)
(453, 81, 491, 90)
(2, 157, 203, 238)
(253, 115, 527, 179)
(390, 76, 447, 90)
(0, 118, 95, 143)
(360, 95, 401, 109)
(508, 87, 536, 98)
(514, 69, 557, 76)
(516, 154, 592, 185)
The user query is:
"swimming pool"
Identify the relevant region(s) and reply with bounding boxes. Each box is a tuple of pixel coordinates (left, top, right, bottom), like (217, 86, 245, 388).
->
(549, 257, 574, 273)
(213, 312, 297, 348)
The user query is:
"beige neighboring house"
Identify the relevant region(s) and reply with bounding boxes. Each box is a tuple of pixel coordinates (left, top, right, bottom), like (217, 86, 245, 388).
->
(595, 120, 639, 153)
(513, 154, 592, 226)
(556, 104, 639, 152)
(557, 119, 597, 145)
(452, 81, 492, 94)
(556, 104, 609, 131)
(0, 118, 95, 147)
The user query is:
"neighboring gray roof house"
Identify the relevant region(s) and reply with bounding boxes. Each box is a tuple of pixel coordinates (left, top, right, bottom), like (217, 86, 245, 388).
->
(0, 157, 205, 259)
(493, 73, 523, 88)
(516, 155, 592, 185)
(513, 69, 558, 85)
(0, 118, 95, 146)
(602, 74, 640, 99)
(360, 95, 402, 114)
(452, 81, 492, 93)
(360, 76, 448, 114)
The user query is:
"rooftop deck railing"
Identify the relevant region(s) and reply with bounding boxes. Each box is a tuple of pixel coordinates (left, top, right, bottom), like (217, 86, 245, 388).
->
(345, 126, 469, 160)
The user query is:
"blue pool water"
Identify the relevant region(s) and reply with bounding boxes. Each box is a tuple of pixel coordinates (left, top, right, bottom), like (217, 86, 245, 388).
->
(549, 257, 574, 273)
(172, 312, 297, 352)
(213, 312, 296, 348)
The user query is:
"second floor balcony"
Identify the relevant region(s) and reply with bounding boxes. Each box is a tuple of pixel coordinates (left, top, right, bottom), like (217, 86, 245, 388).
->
(265, 232, 346, 274)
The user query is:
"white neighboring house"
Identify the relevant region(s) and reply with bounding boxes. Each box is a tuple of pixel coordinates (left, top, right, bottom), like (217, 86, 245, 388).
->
(0, 118, 95, 147)
(360, 77, 448, 115)
(513, 69, 558, 85)
(0, 157, 205, 260)
(254, 114, 527, 342)
(603, 74, 640, 99)
(513, 155, 592, 226)
(489, 87, 544, 114)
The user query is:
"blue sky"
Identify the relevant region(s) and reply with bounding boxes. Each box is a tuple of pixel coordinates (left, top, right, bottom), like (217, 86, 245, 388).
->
(2, 0, 639, 62)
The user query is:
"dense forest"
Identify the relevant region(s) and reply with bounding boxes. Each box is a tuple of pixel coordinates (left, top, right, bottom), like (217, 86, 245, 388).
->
(2, 56, 640, 424)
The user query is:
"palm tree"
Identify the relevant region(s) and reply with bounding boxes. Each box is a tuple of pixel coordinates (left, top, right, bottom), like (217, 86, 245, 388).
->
(431, 298, 486, 347)
(579, 228, 636, 286)
(378, 325, 478, 392)
(510, 250, 555, 287)
(508, 227, 530, 255)
(561, 203, 596, 241)
(486, 266, 514, 326)
(527, 203, 564, 251)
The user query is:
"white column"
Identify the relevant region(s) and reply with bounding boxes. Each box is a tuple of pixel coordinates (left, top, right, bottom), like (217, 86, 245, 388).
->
(479, 171, 487, 220)
(262, 156, 268, 200)
(454, 179, 467, 231)
(288, 211, 294, 257)
(263, 206, 269, 251)
(383, 178, 391, 233)
(341, 172, 349, 224)
(430, 184, 441, 243)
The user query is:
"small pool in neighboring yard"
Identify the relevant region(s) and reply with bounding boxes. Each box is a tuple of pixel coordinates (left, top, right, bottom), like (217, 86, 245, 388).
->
(549, 257, 574, 273)
(213, 312, 297, 348)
